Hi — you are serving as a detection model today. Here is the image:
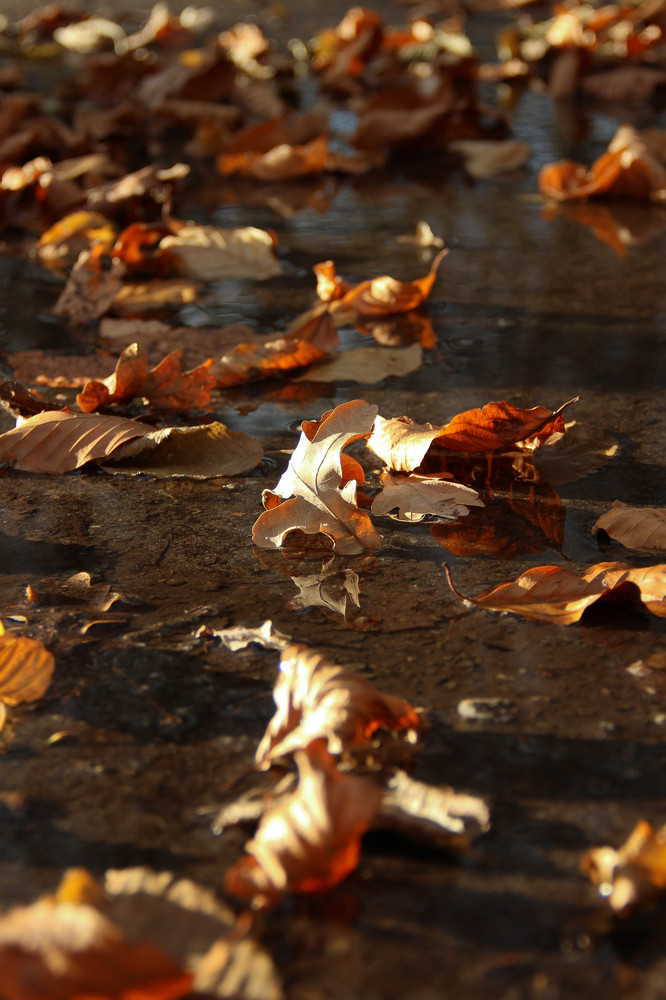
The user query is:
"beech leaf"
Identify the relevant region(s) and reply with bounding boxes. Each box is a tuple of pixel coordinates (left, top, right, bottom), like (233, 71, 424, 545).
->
(252, 399, 381, 555)
(444, 561, 666, 624)
(371, 472, 483, 522)
(0, 622, 54, 709)
(294, 342, 422, 383)
(0, 411, 154, 473)
(102, 422, 264, 478)
(255, 642, 421, 767)
(158, 224, 282, 281)
(592, 501, 666, 553)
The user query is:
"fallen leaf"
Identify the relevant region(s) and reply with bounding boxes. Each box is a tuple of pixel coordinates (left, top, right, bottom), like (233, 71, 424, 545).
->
(37, 210, 117, 268)
(0, 621, 54, 708)
(324, 248, 449, 319)
(158, 224, 282, 280)
(581, 66, 666, 102)
(226, 740, 383, 907)
(99, 318, 259, 368)
(444, 561, 666, 624)
(395, 220, 445, 251)
(539, 125, 666, 202)
(255, 642, 421, 766)
(0, 410, 153, 473)
(7, 350, 118, 389)
(76, 343, 215, 413)
(111, 278, 201, 316)
(26, 572, 119, 612)
(371, 472, 483, 522)
(581, 820, 666, 913)
(526, 420, 618, 485)
(252, 399, 381, 555)
(295, 342, 423, 383)
(449, 139, 531, 178)
(592, 501, 666, 553)
(207, 619, 292, 653)
(288, 567, 361, 620)
(103, 422, 264, 478)
(377, 770, 490, 849)
(52, 245, 126, 325)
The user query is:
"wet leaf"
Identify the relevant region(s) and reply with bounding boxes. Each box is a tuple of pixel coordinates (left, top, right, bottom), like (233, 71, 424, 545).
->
(581, 820, 666, 913)
(395, 220, 445, 251)
(0, 622, 54, 708)
(371, 472, 483, 522)
(158, 224, 282, 280)
(295, 342, 423, 383)
(323, 248, 449, 319)
(539, 125, 666, 202)
(52, 245, 125, 325)
(208, 619, 292, 653)
(592, 501, 666, 553)
(226, 740, 383, 907)
(7, 350, 117, 389)
(445, 561, 666, 624)
(449, 139, 531, 178)
(288, 566, 360, 620)
(526, 420, 618, 485)
(103, 422, 264, 478)
(255, 642, 421, 766)
(252, 399, 381, 555)
(76, 343, 215, 413)
(377, 770, 490, 849)
(37, 210, 117, 268)
(0, 410, 153, 473)
(111, 279, 200, 316)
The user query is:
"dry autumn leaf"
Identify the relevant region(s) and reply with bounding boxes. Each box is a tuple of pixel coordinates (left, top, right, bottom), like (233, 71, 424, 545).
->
(371, 472, 483, 522)
(226, 740, 383, 907)
(322, 248, 449, 319)
(592, 501, 666, 553)
(445, 561, 666, 624)
(581, 820, 666, 913)
(52, 245, 126, 325)
(255, 642, 421, 767)
(0, 410, 153, 473)
(449, 139, 531, 179)
(103, 421, 264, 478)
(252, 399, 381, 555)
(0, 621, 54, 715)
(158, 223, 282, 280)
(295, 342, 423, 383)
(76, 342, 215, 413)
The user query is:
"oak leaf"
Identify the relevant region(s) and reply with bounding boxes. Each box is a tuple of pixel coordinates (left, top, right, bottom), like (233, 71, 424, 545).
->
(226, 740, 383, 907)
(445, 561, 666, 624)
(371, 472, 483, 522)
(581, 820, 666, 913)
(252, 399, 381, 555)
(592, 501, 666, 553)
(0, 410, 153, 473)
(255, 642, 420, 767)
(76, 343, 215, 413)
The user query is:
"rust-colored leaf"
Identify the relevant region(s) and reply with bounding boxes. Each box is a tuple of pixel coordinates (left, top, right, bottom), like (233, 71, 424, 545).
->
(255, 642, 421, 767)
(226, 740, 383, 907)
(593, 501, 666, 553)
(581, 820, 666, 913)
(0, 622, 54, 707)
(445, 561, 666, 624)
(252, 399, 381, 555)
(76, 343, 215, 413)
(322, 248, 449, 319)
(0, 410, 153, 473)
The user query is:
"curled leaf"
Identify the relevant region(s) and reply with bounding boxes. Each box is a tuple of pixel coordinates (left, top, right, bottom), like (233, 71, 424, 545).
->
(371, 472, 482, 522)
(581, 820, 666, 913)
(592, 501, 666, 553)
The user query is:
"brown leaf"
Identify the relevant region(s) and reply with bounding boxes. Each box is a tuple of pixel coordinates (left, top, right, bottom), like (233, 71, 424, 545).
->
(0, 623, 54, 707)
(76, 343, 215, 413)
(593, 501, 666, 554)
(527, 420, 618, 485)
(158, 224, 282, 280)
(252, 399, 381, 555)
(377, 770, 490, 850)
(323, 248, 449, 319)
(445, 561, 666, 624)
(255, 642, 421, 767)
(111, 279, 201, 316)
(37, 210, 117, 268)
(450, 139, 531, 179)
(0, 410, 153, 473)
(371, 472, 482, 522)
(295, 342, 423, 383)
(99, 318, 258, 369)
(581, 820, 666, 913)
(103, 422, 264, 478)
(226, 740, 383, 907)
(52, 245, 126, 325)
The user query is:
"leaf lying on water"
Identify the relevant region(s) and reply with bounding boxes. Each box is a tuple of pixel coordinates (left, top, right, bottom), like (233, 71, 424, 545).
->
(252, 399, 381, 555)
(444, 561, 666, 624)
(158, 223, 282, 280)
(226, 740, 383, 908)
(371, 472, 483, 522)
(580, 820, 666, 913)
(76, 343, 215, 413)
(255, 642, 421, 768)
(52, 245, 125, 324)
(103, 421, 264, 478)
(295, 342, 422, 383)
(0, 410, 153, 473)
(320, 248, 449, 319)
(0, 622, 54, 725)
(378, 770, 490, 850)
(592, 501, 666, 553)
(449, 139, 531, 179)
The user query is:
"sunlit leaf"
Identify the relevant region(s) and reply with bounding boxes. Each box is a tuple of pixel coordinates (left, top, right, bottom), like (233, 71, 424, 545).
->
(322, 248, 449, 319)
(449, 139, 531, 178)
(158, 224, 282, 280)
(371, 472, 482, 522)
(0, 623, 54, 707)
(103, 422, 264, 478)
(295, 342, 423, 383)
(593, 501, 666, 553)
(52, 245, 125, 325)
(581, 820, 666, 913)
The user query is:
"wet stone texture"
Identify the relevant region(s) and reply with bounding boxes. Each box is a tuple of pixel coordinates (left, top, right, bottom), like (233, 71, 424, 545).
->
(0, 1, 666, 998)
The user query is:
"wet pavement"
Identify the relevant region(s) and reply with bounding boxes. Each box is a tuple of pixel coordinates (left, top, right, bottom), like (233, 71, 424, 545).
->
(1, 2, 666, 998)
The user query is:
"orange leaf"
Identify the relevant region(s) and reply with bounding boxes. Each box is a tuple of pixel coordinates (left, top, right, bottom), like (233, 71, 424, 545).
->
(581, 820, 666, 913)
(592, 500, 666, 553)
(445, 561, 666, 624)
(255, 642, 421, 767)
(76, 343, 215, 412)
(226, 740, 383, 907)
(0, 627, 54, 707)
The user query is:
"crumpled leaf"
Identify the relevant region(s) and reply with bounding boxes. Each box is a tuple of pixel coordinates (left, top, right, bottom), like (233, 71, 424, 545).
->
(206, 619, 292, 653)
(322, 249, 449, 319)
(158, 224, 282, 280)
(252, 400, 381, 556)
(255, 642, 421, 767)
(445, 561, 666, 624)
(226, 740, 384, 907)
(103, 422, 264, 478)
(592, 501, 666, 553)
(37, 210, 117, 268)
(395, 221, 445, 252)
(76, 343, 215, 413)
(288, 567, 360, 620)
(0, 621, 54, 710)
(367, 397, 579, 471)
(539, 125, 666, 202)
(580, 820, 666, 914)
(295, 342, 422, 383)
(52, 245, 125, 324)
(377, 770, 490, 850)
(371, 472, 483, 522)
(526, 420, 618, 485)
(0, 410, 153, 473)
(449, 139, 531, 179)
